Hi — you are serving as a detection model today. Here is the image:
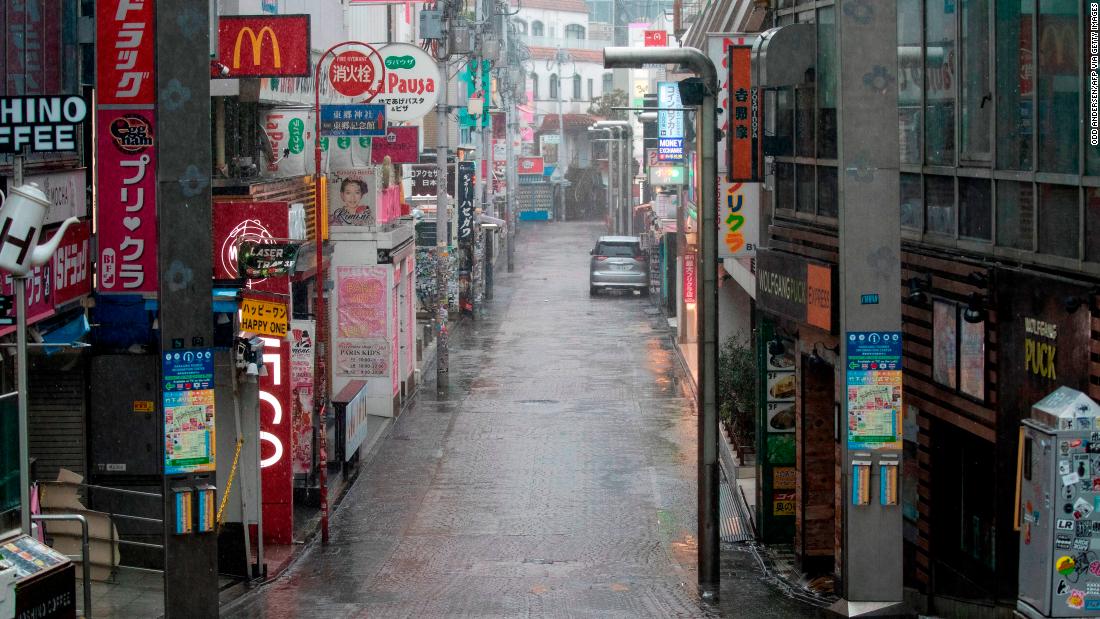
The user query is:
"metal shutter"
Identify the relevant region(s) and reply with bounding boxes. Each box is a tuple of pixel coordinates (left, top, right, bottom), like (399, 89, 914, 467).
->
(28, 365, 86, 482)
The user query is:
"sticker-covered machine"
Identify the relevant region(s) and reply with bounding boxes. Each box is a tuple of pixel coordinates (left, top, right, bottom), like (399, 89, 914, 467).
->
(1019, 387, 1100, 617)
(0, 534, 76, 619)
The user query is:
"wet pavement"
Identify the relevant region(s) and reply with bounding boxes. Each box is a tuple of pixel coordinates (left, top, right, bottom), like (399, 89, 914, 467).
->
(224, 221, 819, 618)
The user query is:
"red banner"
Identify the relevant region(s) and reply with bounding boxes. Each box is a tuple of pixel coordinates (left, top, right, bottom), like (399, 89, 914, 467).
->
(96, 0, 156, 105)
(370, 126, 419, 163)
(217, 15, 311, 78)
(728, 46, 759, 182)
(518, 157, 544, 175)
(96, 109, 158, 294)
(52, 220, 93, 307)
(644, 30, 668, 47)
(259, 336, 293, 544)
(212, 201, 290, 294)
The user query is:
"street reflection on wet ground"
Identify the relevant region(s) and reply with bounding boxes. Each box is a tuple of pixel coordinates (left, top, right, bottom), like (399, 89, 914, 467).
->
(224, 221, 819, 618)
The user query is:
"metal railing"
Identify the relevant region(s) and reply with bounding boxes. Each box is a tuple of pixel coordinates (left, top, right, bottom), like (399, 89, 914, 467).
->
(31, 513, 91, 618)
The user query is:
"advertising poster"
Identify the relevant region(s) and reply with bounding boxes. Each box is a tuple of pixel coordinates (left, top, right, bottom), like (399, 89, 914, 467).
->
(263, 108, 312, 176)
(932, 300, 957, 389)
(846, 331, 903, 450)
(336, 266, 388, 338)
(959, 318, 985, 399)
(683, 253, 697, 303)
(162, 349, 216, 474)
(289, 321, 315, 476)
(329, 167, 379, 227)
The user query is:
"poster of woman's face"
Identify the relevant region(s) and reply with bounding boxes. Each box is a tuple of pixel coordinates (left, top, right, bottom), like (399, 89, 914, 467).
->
(329, 168, 376, 227)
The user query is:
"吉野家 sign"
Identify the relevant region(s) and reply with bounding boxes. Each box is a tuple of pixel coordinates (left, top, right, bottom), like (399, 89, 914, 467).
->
(217, 15, 312, 78)
(728, 45, 760, 181)
(236, 241, 301, 279)
(648, 165, 685, 186)
(0, 96, 88, 153)
(320, 104, 386, 136)
(240, 295, 289, 338)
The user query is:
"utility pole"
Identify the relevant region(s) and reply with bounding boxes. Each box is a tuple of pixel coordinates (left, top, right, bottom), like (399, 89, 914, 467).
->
(435, 52, 450, 394)
(501, 9, 516, 273)
(555, 48, 567, 222)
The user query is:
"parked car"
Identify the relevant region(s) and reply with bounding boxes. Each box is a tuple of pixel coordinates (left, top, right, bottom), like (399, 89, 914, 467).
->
(589, 236, 648, 296)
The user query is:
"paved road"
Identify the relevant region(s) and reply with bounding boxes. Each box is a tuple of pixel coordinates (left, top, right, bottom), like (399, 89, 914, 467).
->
(225, 221, 817, 618)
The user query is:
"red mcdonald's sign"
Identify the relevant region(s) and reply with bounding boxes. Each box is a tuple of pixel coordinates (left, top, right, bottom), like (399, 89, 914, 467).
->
(217, 15, 312, 78)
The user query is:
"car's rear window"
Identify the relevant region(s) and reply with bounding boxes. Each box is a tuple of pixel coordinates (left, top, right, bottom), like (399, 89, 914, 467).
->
(596, 242, 639, 256)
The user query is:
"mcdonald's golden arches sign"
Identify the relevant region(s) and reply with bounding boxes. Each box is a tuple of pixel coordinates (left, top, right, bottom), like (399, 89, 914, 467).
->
(217, 15, 311, 78)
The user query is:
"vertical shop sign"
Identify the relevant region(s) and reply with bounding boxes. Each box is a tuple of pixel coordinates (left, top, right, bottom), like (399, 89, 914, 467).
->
(657, 82, 684, 162)
(6, 1, 61, 94)
(392, 281, 400, 396)
(683, 253, 697, 303)
(96, 0, 158, 294)
(259, 336, 293, 543)
(457, 161, 475, 240)
(334, 266, 389, 377)
(845, 332, 903, 450)
(405, 256, 415, 379)
(728, 45, 759, 182)
(718, 181, 759, 258)
(289, 320, 315, 476)
(757, 319, 797, 542)
(162, 349, 216, 474)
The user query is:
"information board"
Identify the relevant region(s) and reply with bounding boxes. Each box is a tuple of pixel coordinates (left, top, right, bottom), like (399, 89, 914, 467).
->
(846, 332, 903, 450)
(163, 349, 216, 474)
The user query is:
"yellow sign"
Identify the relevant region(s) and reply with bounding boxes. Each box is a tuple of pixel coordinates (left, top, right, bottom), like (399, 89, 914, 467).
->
(240, 297, 289, 338)
(773, 466, 796, 490)
(233, 27, 281, 69)
(133, 400, 155, 413)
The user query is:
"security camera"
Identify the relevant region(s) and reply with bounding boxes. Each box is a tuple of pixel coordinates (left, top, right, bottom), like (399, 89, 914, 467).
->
(210, 60, 230, 77)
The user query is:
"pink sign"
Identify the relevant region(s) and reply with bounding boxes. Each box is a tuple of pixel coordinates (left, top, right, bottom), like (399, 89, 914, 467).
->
(371, 127, 419, 164)
(96, 109, 158, 293)
(683, 253, 697, 303)
(392, 282, 399, 396)
(336, 266, 388, 339)
(6, 0, 61, 95)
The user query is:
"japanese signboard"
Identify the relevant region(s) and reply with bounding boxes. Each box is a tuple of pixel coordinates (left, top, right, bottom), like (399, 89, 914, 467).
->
(708, 34, 757, 176)
(212, 201, 290, 294)
(728, 45, 760, 181)
(6, 1, 62, 95)
(718, 181, 759, 258)
(240, 294, 289, 338)
(644, 30, 668, 47)
(258, 336, 293, 543)
(263, 108, 312, 176)
(658, 137, 683, 162)
(328, 49, 386, 99)
(320, 104, 386, 137)
(217, 15, 311, 78)
(648, 165, 685, 186)
(289, 320, 315, 476)
(8, 170, 88, 226)
(517, 157, 544, 175)
(0, 96, 87, 153)
(375, 43, 440, 122)
(657, 81, 684, 162)
(0, 221, 91, 334)
(845, 332, 903, 450)
(409, 164, 454, 197)
(334, 266, 389, 378)
(96, 0, 157, 294)
(456, 161, 475, 240)
(755, 250, 834, 333)
(370, 126, 419, 163)
(163, 349, 216, 475)
(96, 109, 158, 294)
(683, 253, 696, 303)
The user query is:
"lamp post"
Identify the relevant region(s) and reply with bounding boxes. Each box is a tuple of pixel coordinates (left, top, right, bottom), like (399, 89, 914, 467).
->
(595, 120, 632, 235)
(587, 126, 614, 233)
(604, 46, 719, 601)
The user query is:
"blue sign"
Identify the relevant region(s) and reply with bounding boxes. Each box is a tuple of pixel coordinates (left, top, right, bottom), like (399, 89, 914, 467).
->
(846, 331, 902, 371)
(860, 294, 880, 305)
(657, 137, 684, 161)
(163, 349, 214, 392)
(320, 104, 386, 136)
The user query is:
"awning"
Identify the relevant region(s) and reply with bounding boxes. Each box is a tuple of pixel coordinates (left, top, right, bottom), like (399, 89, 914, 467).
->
(477, 213, 505, 227)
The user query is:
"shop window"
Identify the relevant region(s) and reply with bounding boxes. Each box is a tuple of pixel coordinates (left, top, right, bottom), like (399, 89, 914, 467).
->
(995, 0, 1032, 170)
(1037, 1, 1079, 173)
(796, 164, 815, 214)
(901, 173, 923, 230)
(898, 0, 922, 165)
(959, 0, 991, 163)
(925, 175, 955, 236)
(1038, 184, 1079, 259)
(817, 166, 837, 218)
(996, 180, 1034, 250)
(959, 177, 991, 240)
(933, 299, 986, 401)
(775, 162, 795, 212)
(816, 7, 837, 159)
(795, 83, 816, 158)
(1087, 188, 1100, 262)
(925, 0, 956, 165)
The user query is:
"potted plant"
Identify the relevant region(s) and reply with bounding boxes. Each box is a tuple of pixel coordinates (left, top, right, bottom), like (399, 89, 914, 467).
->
(718, 332, 757, 465)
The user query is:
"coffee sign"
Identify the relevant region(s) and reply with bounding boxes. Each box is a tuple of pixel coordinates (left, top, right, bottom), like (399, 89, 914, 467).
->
(375, 43, 440, 122)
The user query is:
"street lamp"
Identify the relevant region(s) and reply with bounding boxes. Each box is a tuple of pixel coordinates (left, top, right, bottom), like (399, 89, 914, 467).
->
(603, 46, 720, 602)
(586, 126, 615, 232)
(594, 120, 632, 235)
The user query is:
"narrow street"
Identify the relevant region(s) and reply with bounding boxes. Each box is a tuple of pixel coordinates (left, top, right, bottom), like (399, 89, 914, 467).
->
(224, 222, 815, 618)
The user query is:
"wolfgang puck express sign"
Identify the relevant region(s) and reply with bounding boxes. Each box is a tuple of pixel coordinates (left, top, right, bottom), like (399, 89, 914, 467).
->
(756, 249, 834, 332)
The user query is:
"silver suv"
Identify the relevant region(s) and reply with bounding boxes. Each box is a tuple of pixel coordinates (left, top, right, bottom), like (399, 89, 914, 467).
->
(589, 236, 648, 296)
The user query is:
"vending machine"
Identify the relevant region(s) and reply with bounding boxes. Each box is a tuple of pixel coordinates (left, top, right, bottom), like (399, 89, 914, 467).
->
(1018, 387, 1100, 617)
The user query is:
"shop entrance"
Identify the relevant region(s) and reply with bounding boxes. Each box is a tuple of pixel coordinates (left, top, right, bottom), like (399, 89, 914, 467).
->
(798, 352, 836, 574)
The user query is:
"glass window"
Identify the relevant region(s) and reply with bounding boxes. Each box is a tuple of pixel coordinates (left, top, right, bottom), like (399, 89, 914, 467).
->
(898, 0, 923, 165)
(817, 7, 837, 159)
(1087, 188, 1100, 261)
(996, 180, 1034, 250)
(531, 73, 539, 99)
(926, 0, 957, 165)
(767, 87, 794, 157)
(817, 166, 837, 218)
(995, 0, 1032, 170)
(959, 177, 991, 240)
(926, 175, 956, 235)
(901, 173, 923, 230)
(565, 24, 585, 39)
(933, 300, 958, 389)
(959, 0, 991, 163)
(588, 78, 594, 100)
(549, 74, 559, 100)
(795, 83, 816, 158)
(573, 75, 581, 99)
(0, 395, 17, 536)
(775, 162, 795, 211)
(796, 164, 815, 214)
(1038, 184, 1079, 258)
(532, 20, 544, 36)
(1037, 1, 1079, 173)
(602, 73, 613, 94)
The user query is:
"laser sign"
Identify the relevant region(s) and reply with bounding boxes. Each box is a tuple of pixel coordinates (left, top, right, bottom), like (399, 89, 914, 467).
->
(240, 294, 289, 338)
